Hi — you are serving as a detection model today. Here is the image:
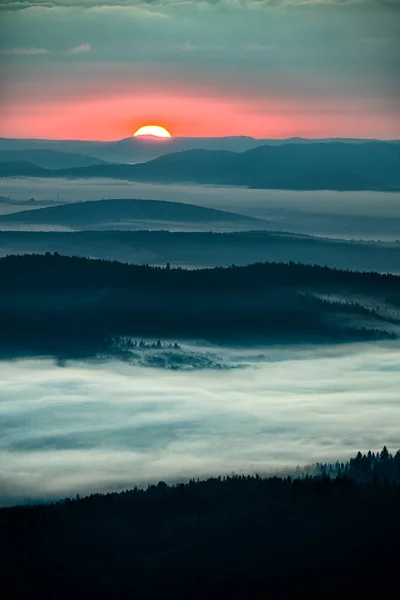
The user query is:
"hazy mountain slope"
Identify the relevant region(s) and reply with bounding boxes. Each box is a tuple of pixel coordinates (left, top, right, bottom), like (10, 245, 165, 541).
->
(0, 230, 399, 273)
(1, 142, 398, 191)
(108, 142, 400, 190)
(240, 142, 400, 189)
(0, 149, 107, 170)
(0, 160, 46, 177)
(0, 198, 270, 231)
(0, 136, 398, 164)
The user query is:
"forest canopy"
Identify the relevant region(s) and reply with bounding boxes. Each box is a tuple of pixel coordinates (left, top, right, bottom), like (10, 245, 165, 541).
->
(0, 254, 398, 357)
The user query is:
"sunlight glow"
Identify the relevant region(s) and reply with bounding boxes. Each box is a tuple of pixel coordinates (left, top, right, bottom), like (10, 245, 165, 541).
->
(133, 125, 172, 138)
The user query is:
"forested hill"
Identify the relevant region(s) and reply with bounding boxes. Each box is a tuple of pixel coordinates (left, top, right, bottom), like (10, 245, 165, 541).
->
(1, 448, 400, 599)
(1, 230, 399, 273)
(0, 254, 399, 356)
(1, 252, 399, 290)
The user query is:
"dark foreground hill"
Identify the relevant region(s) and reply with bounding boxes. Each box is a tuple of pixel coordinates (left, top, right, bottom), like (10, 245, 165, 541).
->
(0, 198, 269, 232)
(1, 141, 399, 191)
(0, 229, 399, 272)
(0, 254, 398, 357)
(1, 448, 400, 600)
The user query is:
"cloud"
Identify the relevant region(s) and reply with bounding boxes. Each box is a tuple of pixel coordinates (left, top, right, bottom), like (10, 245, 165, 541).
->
(0, 47, 50, 55)
(0, 0, 399, 10)
(1, 341, 400, 504)
(69, 43, 91, 53)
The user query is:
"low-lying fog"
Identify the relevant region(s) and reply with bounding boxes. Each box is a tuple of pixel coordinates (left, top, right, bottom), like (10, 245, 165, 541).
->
(1, 178, 400, 240)
(1, 341, 399, 506)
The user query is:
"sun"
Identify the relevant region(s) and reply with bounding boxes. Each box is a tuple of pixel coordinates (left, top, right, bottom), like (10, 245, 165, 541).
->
(133, 125, 172, 138)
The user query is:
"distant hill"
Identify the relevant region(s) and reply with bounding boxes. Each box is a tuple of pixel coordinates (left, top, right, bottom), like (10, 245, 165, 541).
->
(0, 160, 46, 177)
(1, 142, 398, 191)
(0, 198, 270, 232)
(105, 142, 400, 190)
(0, 149, 107, 170)
(0, 135, 398, 164)
(0, 230, 399, 273)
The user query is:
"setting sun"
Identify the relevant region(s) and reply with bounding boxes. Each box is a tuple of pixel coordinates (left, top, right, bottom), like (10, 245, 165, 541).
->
(133, 125, 172, 138)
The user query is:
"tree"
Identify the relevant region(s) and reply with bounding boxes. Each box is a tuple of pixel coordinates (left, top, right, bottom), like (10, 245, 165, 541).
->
(380, 446, 390, 461)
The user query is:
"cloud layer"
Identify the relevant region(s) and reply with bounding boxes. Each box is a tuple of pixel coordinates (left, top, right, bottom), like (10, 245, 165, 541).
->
(1, 0, 399, 8)
(1, 341, 400, 504)
(69, 43, 91, 53)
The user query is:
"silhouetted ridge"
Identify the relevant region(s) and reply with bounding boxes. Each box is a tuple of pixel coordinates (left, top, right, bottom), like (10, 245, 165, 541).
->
(1, 141, 398, 190)
(0, 149, 107, 170)
(0, 254, 398, 357)
(1, 229, 399, 273)
(0, 135, 398, 164)
(1, 448, 400, 599)
(0, 160, 46, 176)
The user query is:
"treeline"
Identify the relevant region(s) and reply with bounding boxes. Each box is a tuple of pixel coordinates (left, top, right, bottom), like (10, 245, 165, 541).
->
(315, 445, 400, 484)
(1, 252, 399, 291)
(0, 254, 398, 356)
(118, 338, 181, 350)
(1, 229, 400, 273)
(1, 448, 400, 599)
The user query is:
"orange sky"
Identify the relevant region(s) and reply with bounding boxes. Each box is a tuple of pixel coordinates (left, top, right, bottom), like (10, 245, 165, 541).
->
(1, 92, 398, 141)
(1, 2, 399, 141)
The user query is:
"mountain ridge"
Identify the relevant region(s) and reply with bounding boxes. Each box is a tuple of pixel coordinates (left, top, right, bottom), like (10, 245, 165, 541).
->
(0, 229, 399, 273)
(0, 198, 270, 231)
(0, 149, 107, 170)
(1, 141, 398, 191)
(0, 135, 398, 165)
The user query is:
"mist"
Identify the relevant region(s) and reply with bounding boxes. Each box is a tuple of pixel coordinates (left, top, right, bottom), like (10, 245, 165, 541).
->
(2, 178, 400, 240)
(1, 341, 399, 505)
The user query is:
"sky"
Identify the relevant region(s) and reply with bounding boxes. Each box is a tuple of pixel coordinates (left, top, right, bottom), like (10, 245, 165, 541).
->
(0, 1, 399, 140)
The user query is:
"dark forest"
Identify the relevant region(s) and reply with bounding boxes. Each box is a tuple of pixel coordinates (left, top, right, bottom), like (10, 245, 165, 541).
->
(1, 448, 399, 599)
(0, 253, 398, 358)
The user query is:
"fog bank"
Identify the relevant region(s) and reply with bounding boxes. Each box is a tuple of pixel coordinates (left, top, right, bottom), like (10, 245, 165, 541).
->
(1, 341, 399, 505)
(1, 179, 400, 240)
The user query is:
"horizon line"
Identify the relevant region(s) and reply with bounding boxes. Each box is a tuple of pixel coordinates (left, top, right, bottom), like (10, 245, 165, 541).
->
(1, 135, 399, 144)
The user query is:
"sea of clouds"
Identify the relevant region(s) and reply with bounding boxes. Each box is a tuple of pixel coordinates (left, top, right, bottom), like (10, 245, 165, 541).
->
(1, 340, 399, 505)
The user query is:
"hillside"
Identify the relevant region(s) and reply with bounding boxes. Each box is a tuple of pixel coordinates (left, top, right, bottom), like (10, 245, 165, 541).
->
(0, 255, 398, 357)
(0, 198, 270, 232)
(1, 141, 398, 191)
(0, 230, 399, 273)
(116, 142, 400, 190)
(0, 135, 398, 164)
(1, 453, 400, 599)
(0, 149, 107, 170)
(0, 160, 46, 177)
